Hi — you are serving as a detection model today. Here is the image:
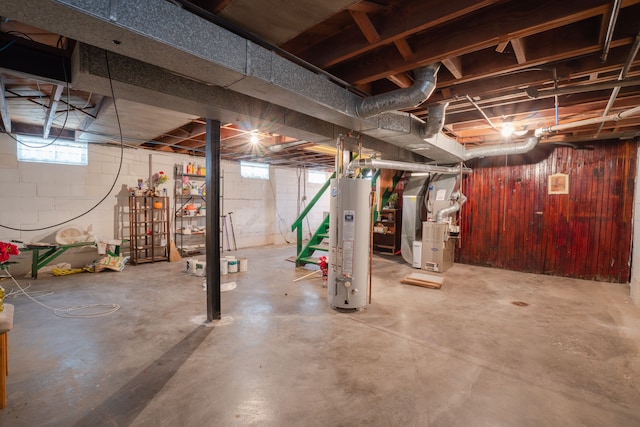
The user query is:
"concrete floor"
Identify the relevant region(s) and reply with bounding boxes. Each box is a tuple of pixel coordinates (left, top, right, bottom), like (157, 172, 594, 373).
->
(0, 244, 639, 426)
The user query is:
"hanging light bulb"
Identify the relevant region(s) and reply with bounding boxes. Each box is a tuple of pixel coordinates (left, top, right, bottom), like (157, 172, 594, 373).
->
(250, 132, 259, 145)
(501, 121, 515, 138)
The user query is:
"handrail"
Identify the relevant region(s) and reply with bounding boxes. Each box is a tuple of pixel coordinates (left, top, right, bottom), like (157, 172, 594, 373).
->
(291, 171, 336, 257)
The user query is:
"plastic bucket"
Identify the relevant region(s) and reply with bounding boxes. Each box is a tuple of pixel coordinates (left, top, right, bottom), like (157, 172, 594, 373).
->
(228, 259, 238, 273)
(220, 258, 229, 275)
(195, 261, 206, 277)
(239, 258, 248, 272)
(186, 258, 197, 274)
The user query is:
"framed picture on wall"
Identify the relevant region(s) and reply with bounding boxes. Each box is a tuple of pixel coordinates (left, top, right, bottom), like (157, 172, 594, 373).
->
(548, 173, 569, 194)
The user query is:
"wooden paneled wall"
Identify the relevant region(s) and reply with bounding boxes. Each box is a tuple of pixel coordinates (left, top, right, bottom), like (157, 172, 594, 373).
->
(456, 140, 636, 283)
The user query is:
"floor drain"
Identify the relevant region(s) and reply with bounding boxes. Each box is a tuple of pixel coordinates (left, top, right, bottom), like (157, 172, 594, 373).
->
(511, 301, 529, 307)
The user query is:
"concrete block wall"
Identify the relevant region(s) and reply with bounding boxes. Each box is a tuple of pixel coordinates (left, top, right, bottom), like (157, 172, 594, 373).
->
(220, 161, 330, 248)
(0, 134, 329, 276)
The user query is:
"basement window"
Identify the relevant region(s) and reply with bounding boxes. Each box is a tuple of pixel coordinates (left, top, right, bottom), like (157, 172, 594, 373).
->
(17, 135, 88, 165)
(240, 161, 269, 180)
(308, 170, 327, 184)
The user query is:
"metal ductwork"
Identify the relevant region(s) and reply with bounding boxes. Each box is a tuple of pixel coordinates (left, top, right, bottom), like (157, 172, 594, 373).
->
(436, 191, 467, 223)
(356, 63, 441, 119)
(421, 102, 449, 139)
(348, 158, 471, 175)
(462, 136, 540, 160)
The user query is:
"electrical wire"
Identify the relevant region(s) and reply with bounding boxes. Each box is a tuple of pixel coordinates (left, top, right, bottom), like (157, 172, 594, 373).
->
(3, 272, 120, 318)
(0, 50, 125, 232)
(0, 39, 17, 52)
(2, 281, 54, 299)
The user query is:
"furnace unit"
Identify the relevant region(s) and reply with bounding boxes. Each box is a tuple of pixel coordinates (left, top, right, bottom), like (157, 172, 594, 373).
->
(420, 221, 455, 272)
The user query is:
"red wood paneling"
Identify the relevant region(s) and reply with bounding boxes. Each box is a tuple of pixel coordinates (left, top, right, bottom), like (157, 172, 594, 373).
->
(456, 140, 636, 283)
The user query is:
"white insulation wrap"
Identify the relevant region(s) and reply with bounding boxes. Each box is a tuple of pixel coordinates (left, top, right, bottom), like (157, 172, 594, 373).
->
(328, 177, 371, 310)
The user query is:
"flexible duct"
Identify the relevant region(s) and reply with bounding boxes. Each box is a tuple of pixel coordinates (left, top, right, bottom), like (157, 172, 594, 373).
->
(436, 191, 467, 223)
(356, 63, 441, 119)
(421, 102, 449, 139)
(348, 158, 471, 175)
(462, 136, 540, 160)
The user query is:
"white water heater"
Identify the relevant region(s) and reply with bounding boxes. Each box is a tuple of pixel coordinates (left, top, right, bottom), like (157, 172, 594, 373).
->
(328, 177, 371, 310)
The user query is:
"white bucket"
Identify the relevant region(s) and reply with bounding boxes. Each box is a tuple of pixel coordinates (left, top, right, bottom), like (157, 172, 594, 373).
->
(186, 258, 198, 274)
(239, 258, 248, 272)
(228, 259, 238, 273)
(220, 258, 229, 275)
(195, 261, 206, 277)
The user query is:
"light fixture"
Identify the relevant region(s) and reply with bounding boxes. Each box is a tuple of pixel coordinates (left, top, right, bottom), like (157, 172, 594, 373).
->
(501, 121, 515, 138)
(250, 132, 259, 145)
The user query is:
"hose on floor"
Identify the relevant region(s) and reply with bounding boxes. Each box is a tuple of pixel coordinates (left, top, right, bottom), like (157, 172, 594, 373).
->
(2, 273, 120, 318)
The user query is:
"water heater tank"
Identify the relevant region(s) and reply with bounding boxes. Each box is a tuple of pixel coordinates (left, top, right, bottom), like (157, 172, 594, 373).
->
(328, 177, 371, 310)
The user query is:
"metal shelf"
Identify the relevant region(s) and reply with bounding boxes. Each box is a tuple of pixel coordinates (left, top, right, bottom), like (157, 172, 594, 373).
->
(129, 195, 169, 265)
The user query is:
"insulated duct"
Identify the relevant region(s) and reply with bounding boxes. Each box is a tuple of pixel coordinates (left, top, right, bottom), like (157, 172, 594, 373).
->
(348, 158, 471, 175)
(435, 191, 467, 223)
(421, 102, 449, 139)
(356, 63, 441, 119)
(462, 136, 540, 160)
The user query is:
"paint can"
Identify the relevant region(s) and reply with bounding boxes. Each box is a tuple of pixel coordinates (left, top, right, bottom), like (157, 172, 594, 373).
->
(228, 258, 238, 273)
(220, 257, 229, 275)
(239, 258, 248, 272)
(186, 258, 197, 274)
(195, 261, 206, 277)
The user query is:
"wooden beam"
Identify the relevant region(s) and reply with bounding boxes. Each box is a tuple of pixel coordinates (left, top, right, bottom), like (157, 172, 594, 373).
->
(0, 75, 11, 133)
(189, 0, 233, 14)
(511, 38, 527, 64)
(11, 121, 75, 139)
(75, 96, 113, 141)
(298, 0, 503, 68)
(349, 10, 380, 44)
(329, 0, 625, 85)
(394, 38, 414, 60)
(348, 1, 388, 14)
(42, 84, 63, 139)
(386, 73, 413, 88)
(442, 56, 463, 79)
(495, 41, 509, 53)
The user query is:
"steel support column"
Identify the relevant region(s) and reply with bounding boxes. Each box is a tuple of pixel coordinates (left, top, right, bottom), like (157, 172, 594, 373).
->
(205, 119, 221, 321)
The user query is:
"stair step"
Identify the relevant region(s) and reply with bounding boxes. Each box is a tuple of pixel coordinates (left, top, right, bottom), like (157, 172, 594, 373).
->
(309, 244, 329, 252)
(297, 256, 320, 265)
(317, 233, 329, 239)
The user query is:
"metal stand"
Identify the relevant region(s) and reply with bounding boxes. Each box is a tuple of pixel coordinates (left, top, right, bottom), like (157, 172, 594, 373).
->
(228, 211, 238, 251)
(222, 215, 231, 251)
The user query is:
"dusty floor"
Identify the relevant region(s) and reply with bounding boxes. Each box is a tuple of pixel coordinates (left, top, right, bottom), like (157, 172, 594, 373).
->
(0, 244, 639, 426)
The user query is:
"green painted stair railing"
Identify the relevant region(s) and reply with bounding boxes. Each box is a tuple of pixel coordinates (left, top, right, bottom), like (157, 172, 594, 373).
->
(291, 172, 335, 266)
(290, 164, 389, 267)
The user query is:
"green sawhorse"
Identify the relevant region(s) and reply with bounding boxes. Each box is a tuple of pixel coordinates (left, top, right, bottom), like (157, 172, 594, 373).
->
(21, 241, 125, 279)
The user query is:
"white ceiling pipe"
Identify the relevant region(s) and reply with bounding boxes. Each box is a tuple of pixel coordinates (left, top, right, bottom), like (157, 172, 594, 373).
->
(535, 105, 640, 136)
(356, 63, 441, 119)
(348, 158, 471, 174)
